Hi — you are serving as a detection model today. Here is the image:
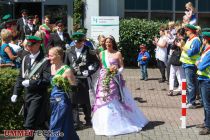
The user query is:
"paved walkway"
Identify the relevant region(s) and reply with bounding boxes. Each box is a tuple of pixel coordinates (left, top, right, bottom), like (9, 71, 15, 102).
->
(2, 68, 210, 140)
(76, 68, 209, 140)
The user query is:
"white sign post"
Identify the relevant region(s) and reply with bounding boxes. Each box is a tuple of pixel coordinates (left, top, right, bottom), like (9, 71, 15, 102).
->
(91, 16, 119, 43)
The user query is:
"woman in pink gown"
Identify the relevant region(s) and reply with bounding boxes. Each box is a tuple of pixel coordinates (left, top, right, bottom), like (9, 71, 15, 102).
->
(92, 36, 149, 136)
(39, 15, 52, 49)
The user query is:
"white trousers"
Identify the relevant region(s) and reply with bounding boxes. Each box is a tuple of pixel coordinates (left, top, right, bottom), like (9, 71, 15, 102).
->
(169, 65, 185, 91)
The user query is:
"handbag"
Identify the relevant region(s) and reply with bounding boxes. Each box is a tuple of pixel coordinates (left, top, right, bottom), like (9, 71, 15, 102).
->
(170, 48, 182, 66)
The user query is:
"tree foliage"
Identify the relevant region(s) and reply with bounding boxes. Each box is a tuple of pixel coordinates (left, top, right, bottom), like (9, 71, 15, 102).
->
(73, 0, 85, 31)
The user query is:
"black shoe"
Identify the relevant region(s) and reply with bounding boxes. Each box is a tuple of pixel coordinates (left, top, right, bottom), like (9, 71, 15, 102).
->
(85, 121, 92, 128)
(196, 123, 205, 128)
(175, 91, 181, 95)
(74, 122, 85, 130)
(140, 78, 144, 80)
(199, 127, 210, 135)
(144, 78, 148, 81)
(167, 90, 173, 96)
(158, 79, 165, 83)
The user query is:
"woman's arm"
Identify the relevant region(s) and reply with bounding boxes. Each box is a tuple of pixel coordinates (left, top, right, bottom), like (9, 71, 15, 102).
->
(64, 69, 77, 86)
(0, 63, 15, 67)
(117, 52, 124, 74)
(156, 37, 167, 48)
(4, 46, 17, 60)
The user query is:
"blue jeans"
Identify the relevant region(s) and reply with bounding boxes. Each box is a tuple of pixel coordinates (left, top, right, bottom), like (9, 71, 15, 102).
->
(184, 66, 197, 105)
(199, 80, 210, 129)
(140, 64, 148, 79)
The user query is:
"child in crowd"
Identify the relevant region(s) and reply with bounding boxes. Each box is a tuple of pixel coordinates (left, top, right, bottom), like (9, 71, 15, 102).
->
(182, 15, 190, 27)
(185, 2, 197, 25)
(137, 44, 150, 81)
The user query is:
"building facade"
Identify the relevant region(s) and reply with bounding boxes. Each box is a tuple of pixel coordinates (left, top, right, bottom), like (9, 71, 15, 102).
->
(84, 0, 210, 36)
(124, 0, 210, 26)
(1, 0, 210, 36)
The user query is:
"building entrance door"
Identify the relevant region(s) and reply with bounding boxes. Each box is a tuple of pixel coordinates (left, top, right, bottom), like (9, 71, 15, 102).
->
(14, 2, 41, 20)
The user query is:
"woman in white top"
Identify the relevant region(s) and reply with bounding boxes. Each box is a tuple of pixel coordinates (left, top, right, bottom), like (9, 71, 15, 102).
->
(153, 26, 168, 83)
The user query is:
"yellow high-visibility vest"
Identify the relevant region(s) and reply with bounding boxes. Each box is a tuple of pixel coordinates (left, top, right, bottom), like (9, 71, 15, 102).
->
(197, 48, 210, 78)
(180, 36, 201, 64)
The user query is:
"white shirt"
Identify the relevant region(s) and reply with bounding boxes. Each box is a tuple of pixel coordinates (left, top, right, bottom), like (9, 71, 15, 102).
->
(9, 43, 22, 53)
(155, 36, 168, 64)
(75, 46, 84, 58)
(28, 24, 33, 31)
(57, 31, 64, 41)
(29, 51, 40, 65)
(22, 17, 27, 25)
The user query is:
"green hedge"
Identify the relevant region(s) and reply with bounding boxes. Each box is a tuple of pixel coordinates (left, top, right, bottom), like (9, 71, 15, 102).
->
(119, 18, 166, 67)
(0, 68, 24, 131)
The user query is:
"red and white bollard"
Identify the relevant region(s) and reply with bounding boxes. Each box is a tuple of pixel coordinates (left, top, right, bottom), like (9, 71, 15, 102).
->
(180, 79, 187, 128)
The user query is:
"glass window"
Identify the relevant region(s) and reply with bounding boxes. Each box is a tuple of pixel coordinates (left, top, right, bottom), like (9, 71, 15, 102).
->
(125, 0, 147, 10)
(125, 12, 148, 19)
(198, 0, 210, 12)
(198, 13, 210, 27)
(0, 3, 13, 18)
(14, 2, 41, 19)
(151, 0, 172, 10)
(135, 0, 148, 10)
(175, 13, 184, 22)
(175, 0, 195, 11)
(151, 12, 172, 20)
(125, 0, 136, 9)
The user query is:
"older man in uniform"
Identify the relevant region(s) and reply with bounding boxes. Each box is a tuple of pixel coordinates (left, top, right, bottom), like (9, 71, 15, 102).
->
(180, 24, 201, 109)
(196, 32, 210, 135)
(11, 36, 51, 140)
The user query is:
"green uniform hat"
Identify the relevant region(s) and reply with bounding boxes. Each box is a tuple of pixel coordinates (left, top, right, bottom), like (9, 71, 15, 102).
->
(76, 28, 87, 34)
(2, 14, 12, 21)
(71, 32, 85, 42)
(27, 15, 34, 20)
(26, 35, 42, 46)
(184, 24, 197, 31)
(202, 32, 210, 41)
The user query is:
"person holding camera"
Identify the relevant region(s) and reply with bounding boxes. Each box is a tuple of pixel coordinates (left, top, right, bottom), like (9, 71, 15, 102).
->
(168, 28, 186, 96)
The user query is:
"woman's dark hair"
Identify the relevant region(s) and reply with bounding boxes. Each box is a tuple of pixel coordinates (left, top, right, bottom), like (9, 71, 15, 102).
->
(106, 35, 118, 51)
(177, 28, 185, 37)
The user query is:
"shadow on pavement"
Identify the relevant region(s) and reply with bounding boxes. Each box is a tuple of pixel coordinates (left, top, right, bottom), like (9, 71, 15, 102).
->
(143, 121, 165, 131)
(186, 125, 196, 128)
(147, 78, 159, 81)
(134, 97, 147, 103)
